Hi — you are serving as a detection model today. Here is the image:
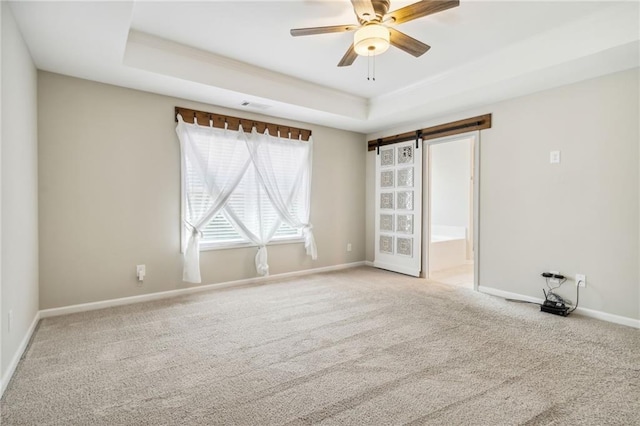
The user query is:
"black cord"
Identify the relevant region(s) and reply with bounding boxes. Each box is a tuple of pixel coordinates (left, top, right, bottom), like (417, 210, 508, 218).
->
(568, 281, 581, 313)
(546, 277, 567, 292)
(504, 277, 580, 312)
(505, 298, 541, 306)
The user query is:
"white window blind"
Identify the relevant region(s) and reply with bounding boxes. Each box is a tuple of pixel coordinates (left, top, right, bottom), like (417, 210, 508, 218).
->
(184, 135, 304, 249)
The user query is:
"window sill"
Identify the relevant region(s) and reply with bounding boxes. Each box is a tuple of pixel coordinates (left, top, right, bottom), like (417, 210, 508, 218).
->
(199, 237, 305, 252)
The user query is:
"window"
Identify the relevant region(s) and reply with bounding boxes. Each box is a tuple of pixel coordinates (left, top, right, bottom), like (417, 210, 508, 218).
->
(176, 110, 316, 282)
(185, 153, 303, 249)
(180, 119, 312, 249)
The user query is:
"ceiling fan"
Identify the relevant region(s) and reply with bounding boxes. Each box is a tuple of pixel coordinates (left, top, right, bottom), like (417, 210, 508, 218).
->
(291, 0, 459, 67)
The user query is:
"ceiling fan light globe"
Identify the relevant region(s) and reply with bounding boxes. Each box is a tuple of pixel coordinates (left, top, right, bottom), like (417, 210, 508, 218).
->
(354, 24, 390, 56)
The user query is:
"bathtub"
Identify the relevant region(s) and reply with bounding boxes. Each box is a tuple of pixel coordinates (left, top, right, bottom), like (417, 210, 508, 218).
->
(429, 225, 468, 272)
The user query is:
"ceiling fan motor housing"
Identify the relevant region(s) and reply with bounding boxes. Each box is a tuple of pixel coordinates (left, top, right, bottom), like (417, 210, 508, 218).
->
(359, 0, 391, 24)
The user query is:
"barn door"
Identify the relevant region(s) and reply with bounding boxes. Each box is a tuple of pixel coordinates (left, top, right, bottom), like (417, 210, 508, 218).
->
(374, 140, 422, 277)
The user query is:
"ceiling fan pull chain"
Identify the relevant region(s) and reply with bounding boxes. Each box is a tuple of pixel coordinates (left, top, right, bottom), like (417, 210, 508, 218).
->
(373, 53, 376, 81)
(365, 50, 376, 82)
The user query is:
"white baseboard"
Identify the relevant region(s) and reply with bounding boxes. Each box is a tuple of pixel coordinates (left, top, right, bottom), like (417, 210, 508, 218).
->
(1, 311, 40, 398)
(571, 305, 640, 329)
(478, 285, 640, 329)
(39, 261, 366, 319)
(364, 261, 374, 267)
(478, 286, 542, 304)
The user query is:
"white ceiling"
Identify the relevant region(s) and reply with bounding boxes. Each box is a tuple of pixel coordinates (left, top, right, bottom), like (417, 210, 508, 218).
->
(9, 0, 640, 134)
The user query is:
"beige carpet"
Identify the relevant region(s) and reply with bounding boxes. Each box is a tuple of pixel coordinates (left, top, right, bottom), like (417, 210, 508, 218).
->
(428, 264, 474, 289)
(1, 267, 638, 425)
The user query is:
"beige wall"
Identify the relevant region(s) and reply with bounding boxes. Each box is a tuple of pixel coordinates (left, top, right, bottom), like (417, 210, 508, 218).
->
(367, 69, 640, 320)
(38, 72, 367, 309)
(1, 3, 39, 378)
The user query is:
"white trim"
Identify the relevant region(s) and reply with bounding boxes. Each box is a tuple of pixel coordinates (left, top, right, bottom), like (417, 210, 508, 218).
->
(422, 143, 430, 279)
(1, 311, 40, 398)
(478, 286, 542, 304)
(364, 260, 374, 267)
(199, 236, 305, 252)
(472, 132, 480, 292)
(423, 131, 481, 292)
(39, 262, 366, 319)
(573, 307, 640, 329)
(478, 285, 640, 329)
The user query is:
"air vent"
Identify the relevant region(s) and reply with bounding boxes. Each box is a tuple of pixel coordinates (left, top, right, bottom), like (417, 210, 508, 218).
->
(240, 101, 271, 110)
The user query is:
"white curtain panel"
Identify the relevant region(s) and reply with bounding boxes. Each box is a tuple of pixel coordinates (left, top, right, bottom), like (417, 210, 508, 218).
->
(176, 115, 316, 283)
(176, 115, 251, 282)
(247, 129, 317, 261)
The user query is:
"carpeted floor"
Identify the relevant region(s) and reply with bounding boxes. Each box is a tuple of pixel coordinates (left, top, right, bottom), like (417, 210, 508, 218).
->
(428, 263, 474, 289)
(1, 266, 638, 425)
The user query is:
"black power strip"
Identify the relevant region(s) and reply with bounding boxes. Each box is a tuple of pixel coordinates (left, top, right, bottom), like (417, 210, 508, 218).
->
(540, 300, 570, 316)
(505, 271, 580, 317)
(540, 272, 571, 316)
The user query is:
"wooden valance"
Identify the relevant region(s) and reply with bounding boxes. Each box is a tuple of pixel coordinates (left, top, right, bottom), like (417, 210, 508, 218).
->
(367, 114, 492, 151)
(175, 107, 312, 142)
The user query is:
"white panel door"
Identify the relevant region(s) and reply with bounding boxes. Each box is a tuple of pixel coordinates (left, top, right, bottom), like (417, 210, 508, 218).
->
(374, 140, 422, 277)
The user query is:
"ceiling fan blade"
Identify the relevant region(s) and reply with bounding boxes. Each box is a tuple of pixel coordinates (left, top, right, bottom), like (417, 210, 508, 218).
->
(290, 25, 358, 37)
(389, 27, 430, 57)
(351, 0, 376, 22)
(338, 44, 358, 67)
(387, 0, 459, 25)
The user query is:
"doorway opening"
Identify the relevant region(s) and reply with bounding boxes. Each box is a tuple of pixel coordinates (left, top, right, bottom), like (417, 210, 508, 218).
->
(424, 133, 478, 289)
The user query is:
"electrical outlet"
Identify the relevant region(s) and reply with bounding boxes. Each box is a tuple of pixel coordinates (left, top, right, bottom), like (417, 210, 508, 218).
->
(576, 274, 586, 287)
(347, 243, 352, 252)
(8, 310, 13, 333)
(136, 264, 146, 282)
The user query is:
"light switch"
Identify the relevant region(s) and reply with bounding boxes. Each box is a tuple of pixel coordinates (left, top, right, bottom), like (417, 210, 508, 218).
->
(550, 151, 561, 164)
